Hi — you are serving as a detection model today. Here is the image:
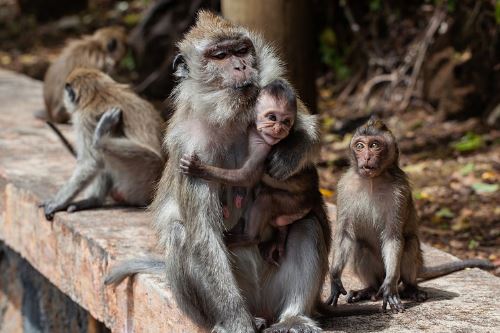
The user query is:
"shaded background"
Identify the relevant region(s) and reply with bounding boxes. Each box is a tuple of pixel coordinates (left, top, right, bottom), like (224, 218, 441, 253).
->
(0, 0, 498, 273)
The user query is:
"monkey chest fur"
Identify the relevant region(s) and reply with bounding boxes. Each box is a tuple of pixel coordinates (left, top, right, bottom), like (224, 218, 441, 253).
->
(345, 179, 399, 247)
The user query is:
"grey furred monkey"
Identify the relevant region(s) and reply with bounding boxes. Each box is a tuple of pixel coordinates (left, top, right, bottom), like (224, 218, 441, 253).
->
(105, 10, 365, 333)
(328, 118, 494, 312)
(41, 68, 164, 220)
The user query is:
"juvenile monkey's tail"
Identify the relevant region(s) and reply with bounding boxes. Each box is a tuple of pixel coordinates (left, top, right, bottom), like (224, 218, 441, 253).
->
(104, 257, 166, 286)
(46, 121, 76, 157)
(418, 259, 494, 281)
(315, 301, 381, 318)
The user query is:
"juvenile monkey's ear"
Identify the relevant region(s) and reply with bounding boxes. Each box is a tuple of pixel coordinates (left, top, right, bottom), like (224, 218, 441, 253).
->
(107, 38, 117, 52)
(173, 53, 189, 79)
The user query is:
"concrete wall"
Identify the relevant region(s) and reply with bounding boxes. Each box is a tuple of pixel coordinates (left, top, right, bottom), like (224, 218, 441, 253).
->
(0, 242, 109, 333)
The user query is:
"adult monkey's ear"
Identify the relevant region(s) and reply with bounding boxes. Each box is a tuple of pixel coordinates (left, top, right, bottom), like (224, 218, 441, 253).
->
(173, 53, 189, 79)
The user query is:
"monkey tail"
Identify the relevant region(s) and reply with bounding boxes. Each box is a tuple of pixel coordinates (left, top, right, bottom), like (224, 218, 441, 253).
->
(418, 259, 494, 281)
(315, 301, 381, 318)
(104, 257, 166, 286)
(46, 121, 77, 157)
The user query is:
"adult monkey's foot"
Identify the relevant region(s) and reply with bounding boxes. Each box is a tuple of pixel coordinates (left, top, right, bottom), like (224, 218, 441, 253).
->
(263, 316, 321, 333)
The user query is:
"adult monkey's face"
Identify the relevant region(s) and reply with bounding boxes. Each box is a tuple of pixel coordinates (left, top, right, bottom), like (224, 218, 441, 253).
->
(202, 37, 258, 95)
(174, 11, 265, 108)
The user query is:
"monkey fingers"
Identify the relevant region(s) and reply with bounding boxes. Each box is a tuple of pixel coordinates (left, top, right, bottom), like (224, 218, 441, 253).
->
(378, 288, 404, 313)
(40, 200, 68, 221)
(326, 277, 347, 306)
(93, 107, 122, 147)
(179, 154, 207, 178)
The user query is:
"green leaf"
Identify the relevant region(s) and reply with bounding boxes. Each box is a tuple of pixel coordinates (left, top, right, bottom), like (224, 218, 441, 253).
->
(369, 0, 381, 11)
(496, 0, 500, 25)
(123, 13, 141, 26)
(436, 207, 455, 219)
(452, 132, 484, 152)
(459, 163, 475, 176)
(471, 182, 499, 194)
(120, 51, 136, 71)
(468, 239, 479, 250)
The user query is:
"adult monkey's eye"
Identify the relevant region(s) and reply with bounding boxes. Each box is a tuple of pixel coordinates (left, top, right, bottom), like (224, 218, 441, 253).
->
(355, 142, 364, 150)
(267, 114, 277, 121)
(236, 47, 249, 56)
(212, 52, 227, 60)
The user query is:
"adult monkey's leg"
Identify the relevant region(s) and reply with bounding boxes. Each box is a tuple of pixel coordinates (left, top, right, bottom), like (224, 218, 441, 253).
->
(261, 218, 327, 333)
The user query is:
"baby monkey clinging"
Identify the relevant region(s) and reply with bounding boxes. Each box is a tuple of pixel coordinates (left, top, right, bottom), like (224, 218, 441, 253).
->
(181, 79, 317, 263)
(328, 118, 493, 312)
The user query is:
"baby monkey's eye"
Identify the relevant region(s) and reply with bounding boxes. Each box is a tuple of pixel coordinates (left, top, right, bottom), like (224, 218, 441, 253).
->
(267, 114, 277, 121)
(283, 119, 291, 126)
(355, 142, 364, 150)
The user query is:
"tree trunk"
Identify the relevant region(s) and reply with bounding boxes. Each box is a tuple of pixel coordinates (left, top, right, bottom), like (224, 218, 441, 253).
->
(221, 0, 317, 113)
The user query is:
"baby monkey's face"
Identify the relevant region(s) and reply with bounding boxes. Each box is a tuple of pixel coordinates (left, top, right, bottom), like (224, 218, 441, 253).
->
(255, 93, 295, 145)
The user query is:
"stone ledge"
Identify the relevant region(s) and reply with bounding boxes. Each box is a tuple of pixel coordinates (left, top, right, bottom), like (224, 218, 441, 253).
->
(0, 69, 499, 332)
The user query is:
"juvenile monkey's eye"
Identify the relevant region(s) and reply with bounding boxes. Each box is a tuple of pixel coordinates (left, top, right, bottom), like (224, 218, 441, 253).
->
(355, 142, 364, 150)
(212, 52, 227, 60)
(370, 142, 380, 149)
(267, 114, 277, 121)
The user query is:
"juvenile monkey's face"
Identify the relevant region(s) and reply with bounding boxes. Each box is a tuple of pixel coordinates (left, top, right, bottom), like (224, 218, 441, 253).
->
(351, 135, 389, 178)
(95, 27, 128, 71)
(202, 37, 258, 97)
(255, 94, 295, 145)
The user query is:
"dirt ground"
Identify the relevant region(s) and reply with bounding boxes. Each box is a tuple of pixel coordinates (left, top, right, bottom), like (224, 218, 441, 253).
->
(1, 2, 498, 276)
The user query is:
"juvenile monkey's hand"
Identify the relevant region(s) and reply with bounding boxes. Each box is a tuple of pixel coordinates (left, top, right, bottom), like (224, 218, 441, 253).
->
(93, 107, 122, 148)
(377, 282, 404, 313)
(180, 154, 209, 179)
(326, 277, 347, 306)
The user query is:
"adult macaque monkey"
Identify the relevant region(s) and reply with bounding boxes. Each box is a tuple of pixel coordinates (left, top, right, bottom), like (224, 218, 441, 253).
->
(41, 68, 164, 220)
(108, 11, 336, 333)
(41, 26, 127, 123)
(328, 118, 494, 312)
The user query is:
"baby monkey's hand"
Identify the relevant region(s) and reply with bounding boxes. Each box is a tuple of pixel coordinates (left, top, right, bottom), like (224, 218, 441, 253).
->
(180, 153, 209, 179)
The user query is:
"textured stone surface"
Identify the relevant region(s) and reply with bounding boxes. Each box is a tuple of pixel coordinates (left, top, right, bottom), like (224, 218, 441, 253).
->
(0, 69, 499, 332)
(0, 242, 109, 333)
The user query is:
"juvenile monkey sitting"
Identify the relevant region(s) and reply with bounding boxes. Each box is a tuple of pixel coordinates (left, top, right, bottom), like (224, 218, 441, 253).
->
(180, 79, 315, 264)
(328, 117, 494, 312)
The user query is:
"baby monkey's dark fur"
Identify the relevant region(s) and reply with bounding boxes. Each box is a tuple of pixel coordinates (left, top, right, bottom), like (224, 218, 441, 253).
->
(328, 118, 494, 312)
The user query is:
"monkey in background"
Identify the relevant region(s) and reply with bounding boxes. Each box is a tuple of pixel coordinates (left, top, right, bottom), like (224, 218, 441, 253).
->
(41, 68, 164, 220)
(328, 118, 494, 312)
(40, 26, 127, 123)
(180, 79, 316, 264)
